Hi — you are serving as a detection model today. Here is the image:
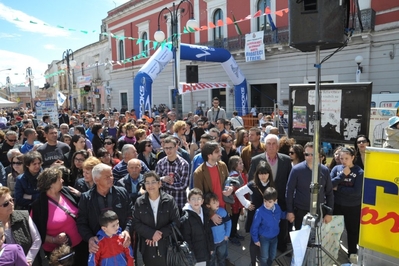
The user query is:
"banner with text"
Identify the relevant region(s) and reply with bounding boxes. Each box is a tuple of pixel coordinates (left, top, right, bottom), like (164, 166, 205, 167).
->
(245, 31, 265, 62)
(179, 82, 229, 94)
(360, 147, 399, 259)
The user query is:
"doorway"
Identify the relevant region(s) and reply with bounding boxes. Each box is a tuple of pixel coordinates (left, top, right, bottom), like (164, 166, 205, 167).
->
(250, 83, 277, 115)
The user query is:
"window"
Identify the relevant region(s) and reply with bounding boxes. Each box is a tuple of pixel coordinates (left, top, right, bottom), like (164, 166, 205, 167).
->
(121, 92, 128, 108)
(213, 9, 223, 40)
(141, 32, 149, 57)
(257, 0, 271, 31)
(118, 40, 125, 61)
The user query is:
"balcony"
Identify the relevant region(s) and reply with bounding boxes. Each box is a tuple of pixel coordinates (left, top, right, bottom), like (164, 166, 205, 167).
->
(197, 27, 289, 52)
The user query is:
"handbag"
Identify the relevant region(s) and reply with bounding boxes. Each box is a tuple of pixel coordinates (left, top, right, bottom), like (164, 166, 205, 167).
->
(166, 223, 196, 266)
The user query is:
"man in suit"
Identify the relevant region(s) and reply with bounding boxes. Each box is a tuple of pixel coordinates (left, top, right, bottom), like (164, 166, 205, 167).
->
(248, 134, 292, 252)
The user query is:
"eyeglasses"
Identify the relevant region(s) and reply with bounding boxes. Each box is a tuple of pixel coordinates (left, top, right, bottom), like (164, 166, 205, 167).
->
(12, 161, 23, 165)
(0, 198, 14, 208)
(304, 153, 314, 157)
(104, 142, 113, 145)
(189, 197, 203, 202)
(289, 151, 295, 155)
(164, 146, 175, 150)
(74, 158, 85, 162)
(7, 139, 17, 142)
(144, 181, 159, 186)
(357, 140, 368, 144)
(153, 125, 160, 127)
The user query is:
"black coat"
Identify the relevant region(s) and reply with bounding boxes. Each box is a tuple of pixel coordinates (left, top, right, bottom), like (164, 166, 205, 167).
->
(132, 191, 180, 265)
(115, 174, 144, 205)
(137, 152, 157, 171)
(77, 185, 133, 242)
(91, 134, 103, 157)
(180, 208, 214, 262)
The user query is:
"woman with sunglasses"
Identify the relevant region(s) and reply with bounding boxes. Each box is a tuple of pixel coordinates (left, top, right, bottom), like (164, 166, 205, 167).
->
(64, 135, 86, 169)
(354, 135, 370, 169)
(137, 139, 157, 171)
(220, 133, 239, 167)
(0, 186, 42, 266)
(14, 151, 43, 211)
(31, 168, 88, 266)
(68, 151, 89, 187)
(7, 153, 23, 196)
(288, 144, 305, 166)
(103, 136, 122, 161)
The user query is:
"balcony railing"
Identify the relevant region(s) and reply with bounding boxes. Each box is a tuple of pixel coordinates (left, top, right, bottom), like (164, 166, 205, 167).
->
(197, 27, 290, 52)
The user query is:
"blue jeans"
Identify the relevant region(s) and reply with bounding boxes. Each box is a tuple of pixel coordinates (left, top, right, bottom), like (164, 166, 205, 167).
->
(210, 240, 227, 266)
(259, 235, 278, 266)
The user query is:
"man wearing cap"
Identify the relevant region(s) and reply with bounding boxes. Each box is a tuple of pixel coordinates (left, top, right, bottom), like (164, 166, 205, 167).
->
(383, 116, 399, 149)
(148, 122, 162, 152)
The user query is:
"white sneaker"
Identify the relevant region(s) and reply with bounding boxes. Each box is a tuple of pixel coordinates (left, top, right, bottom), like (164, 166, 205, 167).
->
(349, 254, 358, 264)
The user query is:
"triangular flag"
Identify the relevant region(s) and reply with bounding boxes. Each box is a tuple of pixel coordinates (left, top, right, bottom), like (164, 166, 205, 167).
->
(275, 10, 283, 16)
(253, 10, 262, 18)
(217, 20, 224, 27)
(208, 22, 216, 28)
(226, 17, 234, 25)
(265, 7, 271, 15)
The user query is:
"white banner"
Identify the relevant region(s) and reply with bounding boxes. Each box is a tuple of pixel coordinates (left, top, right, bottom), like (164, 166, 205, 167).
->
(245, 31, 265, 62)
(178, 82, 230, 94)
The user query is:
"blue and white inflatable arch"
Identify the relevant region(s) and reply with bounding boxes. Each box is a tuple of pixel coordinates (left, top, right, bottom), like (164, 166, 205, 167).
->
(133, 43, 248, 118)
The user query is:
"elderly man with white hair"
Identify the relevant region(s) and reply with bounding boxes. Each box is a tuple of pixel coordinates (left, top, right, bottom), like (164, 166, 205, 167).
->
(77, 163, 132, 256)
(112, 144, 150, 183)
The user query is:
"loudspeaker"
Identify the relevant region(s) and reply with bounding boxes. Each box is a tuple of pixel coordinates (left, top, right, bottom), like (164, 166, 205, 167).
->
(289, 0, 347, 52)
(186, 65, 198, 83)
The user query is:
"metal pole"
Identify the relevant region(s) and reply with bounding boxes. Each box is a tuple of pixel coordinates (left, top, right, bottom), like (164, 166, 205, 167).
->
(310, 45, 321, 216)
(27, 67, 34, 111)
(172, 3, 180, 118)
(6, 76, 11, 101)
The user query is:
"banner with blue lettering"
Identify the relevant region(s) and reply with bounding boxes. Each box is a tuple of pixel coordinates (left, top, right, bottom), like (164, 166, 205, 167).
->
(133, 43, 248, 116)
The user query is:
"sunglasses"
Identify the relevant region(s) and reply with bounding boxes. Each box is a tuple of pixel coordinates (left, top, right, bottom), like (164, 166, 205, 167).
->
(0, 198, 14, 208)
(304, 153, 314, 157)
(12, 161, 23, 165)
(104, 142, 113, 145)
(289, 151, 295, 155)
(7, 139, 17, 142)
(153, 125, 160, 127)
(357, 140, 368, 144)
(57, 252, 75, 262)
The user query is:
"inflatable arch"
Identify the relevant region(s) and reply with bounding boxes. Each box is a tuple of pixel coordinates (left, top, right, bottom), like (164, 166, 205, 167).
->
(133, 43, 248, 118)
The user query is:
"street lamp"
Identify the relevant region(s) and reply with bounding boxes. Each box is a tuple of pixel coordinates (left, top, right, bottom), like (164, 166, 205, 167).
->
(26, 67, 34, 110)
(154, 0, 198, 118)
(60, 49, 77, 110)
(355, 55, 363, 82)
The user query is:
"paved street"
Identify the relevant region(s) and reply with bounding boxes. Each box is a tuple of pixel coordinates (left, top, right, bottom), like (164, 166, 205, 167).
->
(136, 218, 352, 266)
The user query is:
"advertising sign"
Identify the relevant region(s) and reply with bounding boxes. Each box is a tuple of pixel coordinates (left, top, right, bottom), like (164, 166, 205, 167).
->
(35, 100, 58, 126)
(360, 147, 399, 259)
(369, 108, 397, 147)
(245, 31, 265, 62)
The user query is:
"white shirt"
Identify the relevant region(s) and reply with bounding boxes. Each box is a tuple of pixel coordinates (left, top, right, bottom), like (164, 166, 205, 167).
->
(149, 196, 160, 225)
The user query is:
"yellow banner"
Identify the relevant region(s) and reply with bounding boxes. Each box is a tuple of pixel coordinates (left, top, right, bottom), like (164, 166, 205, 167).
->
(360, 147, 399, 258)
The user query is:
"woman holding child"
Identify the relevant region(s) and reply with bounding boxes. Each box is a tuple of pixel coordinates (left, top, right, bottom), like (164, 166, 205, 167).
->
(132, 171, 180, 266)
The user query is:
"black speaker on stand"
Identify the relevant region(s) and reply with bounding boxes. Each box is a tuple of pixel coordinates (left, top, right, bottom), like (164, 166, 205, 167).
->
(186, 65, 198, 83)
(289, 0, 347, 52)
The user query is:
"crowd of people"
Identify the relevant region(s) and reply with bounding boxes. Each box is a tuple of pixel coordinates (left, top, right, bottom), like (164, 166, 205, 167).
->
(0, 97, 398, 266)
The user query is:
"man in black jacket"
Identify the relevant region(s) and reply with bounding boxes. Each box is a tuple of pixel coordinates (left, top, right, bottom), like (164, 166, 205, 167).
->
(77, 163, 132, 254)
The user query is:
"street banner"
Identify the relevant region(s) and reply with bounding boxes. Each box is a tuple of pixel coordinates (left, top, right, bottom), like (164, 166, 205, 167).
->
(245, 31, 265, 62)
(360, 147, 399, 259)
(178, 82, 229, 94)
